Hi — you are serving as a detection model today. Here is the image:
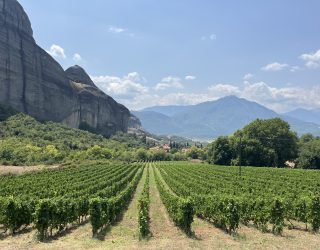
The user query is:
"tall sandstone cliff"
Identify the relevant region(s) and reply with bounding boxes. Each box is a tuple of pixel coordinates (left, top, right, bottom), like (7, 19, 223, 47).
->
(0, 0, 130, 136)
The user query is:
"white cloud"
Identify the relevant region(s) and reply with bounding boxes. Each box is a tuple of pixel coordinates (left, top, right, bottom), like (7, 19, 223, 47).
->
(46, 44, 66, 59)
(91, 70, 320, 112)
(243, 73, 254, 81)
(240, 82, 320, 112)
(300, 49, 320, 61)
(208, 84, 240, 96)
(73, 53, 82, 62)
(185, 75, 196, 80)
(290, 66, 300, 72)
(91, 72, 148, 99)
(201, 34, 217, 41)
(155, 76, 184, 91)
(261, 62, 289, 72)
(108, 25, 126, 34)
(306, 61, 320, 69)
(300, 49, 320, 69)
(209, 34, 217, 40)
(156, 82, 320, 112)
(158, 93, 210, 106)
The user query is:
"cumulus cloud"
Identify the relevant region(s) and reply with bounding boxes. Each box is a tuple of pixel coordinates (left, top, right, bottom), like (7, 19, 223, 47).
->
(305, 61, 320, 69)
(46, 44, 66, 59)
(73, 53, 82, 62)
(185, 75, 196, 80)
(91, 72, 148, 99)
(261, 62, 289, 72)
(240, 82, 320, 112)
(153, 82, 320, 112)
(243, 73, 254, 81)
(300, 49, 320, 61)
(290, 66, 300, 72)
(92, 70, 320, 112)
(300, 49, 320, 69)
(155, 76, 184, 91)
(208, 84, 241, 96)
(108, 25, 126, 34)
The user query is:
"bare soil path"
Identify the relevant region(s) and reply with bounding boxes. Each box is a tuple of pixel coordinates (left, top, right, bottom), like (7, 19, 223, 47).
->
(0, 165, 61, 175)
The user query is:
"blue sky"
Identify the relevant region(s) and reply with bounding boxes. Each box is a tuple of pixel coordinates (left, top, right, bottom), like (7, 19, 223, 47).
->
(19, 0, 320, 112)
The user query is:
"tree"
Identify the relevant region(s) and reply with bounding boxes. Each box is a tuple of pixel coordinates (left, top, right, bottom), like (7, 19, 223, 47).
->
(187, 146, 201, 159)
(231, 137, 277, 167)
(296, 137, 320, 169)
(86, 145, 112, 160)
(234, 118, 298, 167)
(300, 133, 315, 143)
(135, 148, 148, 161)
(207, 118, 299, 167)
(207, 136, 233, 165)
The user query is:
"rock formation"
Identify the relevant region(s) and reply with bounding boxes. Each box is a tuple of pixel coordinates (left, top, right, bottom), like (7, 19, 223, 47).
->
(0, 0, 130, 137)
(65, 65, 96, 87)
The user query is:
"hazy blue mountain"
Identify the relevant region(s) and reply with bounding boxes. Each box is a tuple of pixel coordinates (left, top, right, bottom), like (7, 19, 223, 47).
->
(131, 111, 182, 135)
(141, 105, 189, 117)
(134, 96, 320, 140)
(284, 108, 320, 125)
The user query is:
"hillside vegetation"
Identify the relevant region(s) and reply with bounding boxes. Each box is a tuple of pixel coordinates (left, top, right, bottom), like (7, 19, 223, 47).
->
(0, 106, 147, 166)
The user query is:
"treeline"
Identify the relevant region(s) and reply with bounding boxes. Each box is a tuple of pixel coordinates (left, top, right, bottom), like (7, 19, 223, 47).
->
(207, 118, 320, 169)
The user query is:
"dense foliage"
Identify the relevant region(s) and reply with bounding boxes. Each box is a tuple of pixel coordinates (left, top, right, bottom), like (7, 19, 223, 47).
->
(138, 166, 150, 238)
(0, 108, 192, 166)
(156, 161, 320, 234)
(154, 165, 194, 235)
(0, 113, 130, 165)
(0, 161, 143, 239)
(89, 168, 143, 237)
(296, 134, 320, 169)
(208, 118, 299, 168)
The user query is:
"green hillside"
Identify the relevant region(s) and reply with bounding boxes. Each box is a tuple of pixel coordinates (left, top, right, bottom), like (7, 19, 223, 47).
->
(0, 105, 147, 166)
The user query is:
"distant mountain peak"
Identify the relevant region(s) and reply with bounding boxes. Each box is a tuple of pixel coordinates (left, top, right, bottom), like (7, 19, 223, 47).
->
(134, 96, 320, 140)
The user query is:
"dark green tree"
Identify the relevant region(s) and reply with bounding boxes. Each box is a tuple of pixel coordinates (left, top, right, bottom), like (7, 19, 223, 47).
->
(234, 118, 298, 167)
(296, 137, 320, 169)
(207, 136, 233, 165)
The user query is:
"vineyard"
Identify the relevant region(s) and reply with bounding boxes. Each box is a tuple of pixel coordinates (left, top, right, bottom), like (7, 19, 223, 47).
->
(154, 161, 320, 235)
(0, 161, 143, 239)
(1, 161, 320, 249)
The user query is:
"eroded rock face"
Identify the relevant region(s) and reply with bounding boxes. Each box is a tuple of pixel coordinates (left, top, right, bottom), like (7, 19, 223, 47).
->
(0, 0, 130, 136)
(66, 65, 129, 136)
(128, 114, 143, 129)
(66, 65, 96, 87)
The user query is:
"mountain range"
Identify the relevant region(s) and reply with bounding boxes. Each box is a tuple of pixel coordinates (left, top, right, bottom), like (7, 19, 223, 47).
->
(284, 108, 320, 125)
(133, 96, 320, 141)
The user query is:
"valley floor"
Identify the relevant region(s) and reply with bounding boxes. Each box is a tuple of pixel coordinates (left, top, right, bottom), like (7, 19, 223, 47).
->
(1, 165, 320, 250)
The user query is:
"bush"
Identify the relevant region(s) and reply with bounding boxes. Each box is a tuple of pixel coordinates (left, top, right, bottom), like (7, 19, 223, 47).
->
(86, 145, 112, 160)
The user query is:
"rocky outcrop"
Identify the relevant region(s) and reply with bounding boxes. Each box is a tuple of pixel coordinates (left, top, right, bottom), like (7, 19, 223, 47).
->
(66, 65, 96, 87)
(66, 65, 129, 136)
(128, 114, 143, 129)
(0, 0, 130, 136)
